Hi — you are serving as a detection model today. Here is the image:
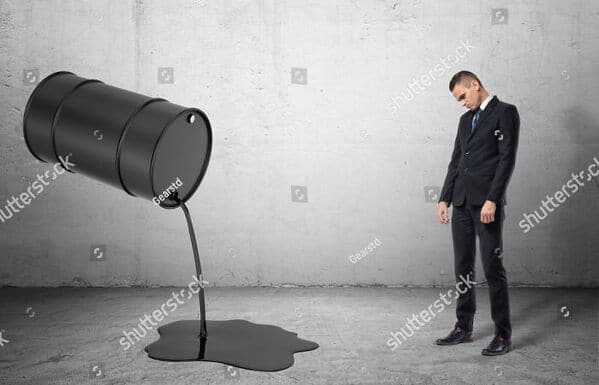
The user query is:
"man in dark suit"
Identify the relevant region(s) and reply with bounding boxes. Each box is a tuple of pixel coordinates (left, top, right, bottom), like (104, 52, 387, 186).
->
(435, 71, 519, 355)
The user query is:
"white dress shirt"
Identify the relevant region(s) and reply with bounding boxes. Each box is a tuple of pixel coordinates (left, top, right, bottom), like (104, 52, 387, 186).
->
(480, 94, 494, 111)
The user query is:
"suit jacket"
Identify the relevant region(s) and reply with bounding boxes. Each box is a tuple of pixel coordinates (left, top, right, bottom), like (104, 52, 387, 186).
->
(439, 96, 520, 207)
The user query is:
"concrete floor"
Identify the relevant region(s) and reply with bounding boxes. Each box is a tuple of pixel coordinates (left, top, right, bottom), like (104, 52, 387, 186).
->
(0, 287, 596, 385)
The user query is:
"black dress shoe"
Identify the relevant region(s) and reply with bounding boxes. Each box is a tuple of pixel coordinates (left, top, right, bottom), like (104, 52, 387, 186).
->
(435, 326, 473, 345)
(481, 335, 512, 356)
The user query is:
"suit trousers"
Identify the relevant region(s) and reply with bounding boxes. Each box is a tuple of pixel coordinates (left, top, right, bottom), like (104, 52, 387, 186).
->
(451, 198, 512, 339)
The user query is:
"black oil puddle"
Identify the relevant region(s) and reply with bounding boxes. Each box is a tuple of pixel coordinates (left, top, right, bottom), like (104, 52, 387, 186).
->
(145, 319, 318, 371)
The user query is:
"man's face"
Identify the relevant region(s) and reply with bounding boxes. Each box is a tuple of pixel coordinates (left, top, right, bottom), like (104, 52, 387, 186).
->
(452, 80, 481, 111)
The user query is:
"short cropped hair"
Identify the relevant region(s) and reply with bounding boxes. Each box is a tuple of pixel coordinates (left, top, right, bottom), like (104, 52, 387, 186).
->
(449, 71, 483, 92)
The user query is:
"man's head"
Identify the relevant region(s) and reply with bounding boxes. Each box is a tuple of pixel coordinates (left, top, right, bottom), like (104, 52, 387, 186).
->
(449, 71, 489, 111)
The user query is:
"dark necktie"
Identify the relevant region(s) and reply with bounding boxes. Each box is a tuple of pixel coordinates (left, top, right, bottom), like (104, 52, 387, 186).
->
(471, 108, 481, 133)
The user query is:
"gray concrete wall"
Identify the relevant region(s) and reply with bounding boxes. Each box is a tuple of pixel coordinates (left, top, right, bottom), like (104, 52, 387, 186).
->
(1, 0, 597, 287)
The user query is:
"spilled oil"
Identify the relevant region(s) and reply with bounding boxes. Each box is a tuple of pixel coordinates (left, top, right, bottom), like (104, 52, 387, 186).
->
(144, 200, 318, 371)
(145, 319, 318, 371)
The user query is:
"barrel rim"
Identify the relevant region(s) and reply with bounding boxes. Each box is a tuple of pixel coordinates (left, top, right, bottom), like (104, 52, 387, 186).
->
(150, 107, 213, 209)
(23, 71, 75, 163)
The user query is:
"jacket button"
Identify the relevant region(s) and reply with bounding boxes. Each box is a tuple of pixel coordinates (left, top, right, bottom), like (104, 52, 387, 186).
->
(465, 168, 469, 172)
(465, 151, 470, 155)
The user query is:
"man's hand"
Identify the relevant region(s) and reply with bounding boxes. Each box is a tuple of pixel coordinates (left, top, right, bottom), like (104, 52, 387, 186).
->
(480, 200, 496, 224)
(437, 201, 449, 224)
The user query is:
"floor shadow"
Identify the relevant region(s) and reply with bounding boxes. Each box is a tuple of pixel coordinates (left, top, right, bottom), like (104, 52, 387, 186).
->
(474, 287, 557, 346)
(508, 289, 563, 349)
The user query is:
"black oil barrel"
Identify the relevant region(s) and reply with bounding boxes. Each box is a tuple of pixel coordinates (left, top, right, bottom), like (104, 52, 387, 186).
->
(23, 71, 212, 208)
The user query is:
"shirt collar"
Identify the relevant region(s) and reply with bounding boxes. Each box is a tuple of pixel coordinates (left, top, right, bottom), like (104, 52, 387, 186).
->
(479, 94, 494, 111)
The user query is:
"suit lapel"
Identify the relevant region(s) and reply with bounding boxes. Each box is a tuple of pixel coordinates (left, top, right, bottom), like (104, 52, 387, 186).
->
(466, 96, 498, 143)
(462, 109, 476, 142)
